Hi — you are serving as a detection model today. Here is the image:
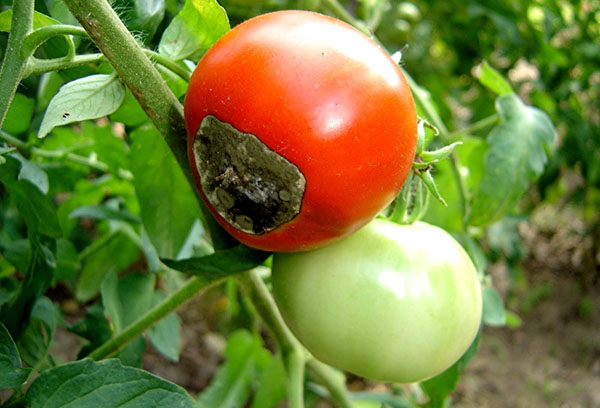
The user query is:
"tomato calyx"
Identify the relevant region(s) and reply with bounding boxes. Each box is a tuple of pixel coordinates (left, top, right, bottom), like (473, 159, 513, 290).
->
(192, 115, 306, 235)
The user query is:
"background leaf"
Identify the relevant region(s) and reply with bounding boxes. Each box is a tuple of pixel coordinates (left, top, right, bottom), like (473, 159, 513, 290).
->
(469, 94, 556, 226)
(158, 0, 230, 60)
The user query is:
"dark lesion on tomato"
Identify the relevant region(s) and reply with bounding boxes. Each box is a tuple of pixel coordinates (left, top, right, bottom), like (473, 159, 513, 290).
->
(193, 115, 306, 235)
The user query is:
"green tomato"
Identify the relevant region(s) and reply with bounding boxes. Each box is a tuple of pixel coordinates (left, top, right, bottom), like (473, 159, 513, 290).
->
(271, 219, 482, 383)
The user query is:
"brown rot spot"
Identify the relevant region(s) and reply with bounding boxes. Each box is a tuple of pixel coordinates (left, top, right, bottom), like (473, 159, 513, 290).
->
(193, 115, 306, 235)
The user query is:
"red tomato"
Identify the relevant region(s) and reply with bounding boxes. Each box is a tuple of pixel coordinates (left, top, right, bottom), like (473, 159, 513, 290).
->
(184, 10, 417, 252)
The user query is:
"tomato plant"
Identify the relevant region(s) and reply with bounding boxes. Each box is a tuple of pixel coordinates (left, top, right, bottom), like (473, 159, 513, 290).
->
(271, 218, 482, 383)
(184, 10, 417, 252)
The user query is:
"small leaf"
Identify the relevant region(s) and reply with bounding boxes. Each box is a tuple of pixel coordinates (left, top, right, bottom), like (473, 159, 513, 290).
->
(251, 357, 287, 408)
(482, 286, 506, 327)
(70, 204, 141, 224)
(476, 60, 513, 95)
(162, 245, 271, 276)
(0, 321, 31, 389)
(419, 142, 462, 164)
(38, 75, 126, 138)
(158, 0, 230, 60)
(417, 170, 447, 207)
(469, 94, 556, 226)
(13, 153, 50, 194)
(68, 303, 112, 358)
(25, 358, 196, 407)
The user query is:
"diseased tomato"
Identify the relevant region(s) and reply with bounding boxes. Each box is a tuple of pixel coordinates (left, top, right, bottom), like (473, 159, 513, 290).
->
(184, 10, 417, 252)
(271, 219, 482, 383)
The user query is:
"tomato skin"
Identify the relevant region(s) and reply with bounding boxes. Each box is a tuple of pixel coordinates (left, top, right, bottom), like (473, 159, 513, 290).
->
(185, 11, 417, 252)
(271, 219, 482, 383)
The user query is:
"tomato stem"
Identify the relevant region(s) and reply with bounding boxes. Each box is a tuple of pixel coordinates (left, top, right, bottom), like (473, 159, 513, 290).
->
(0, 0, 34, 129)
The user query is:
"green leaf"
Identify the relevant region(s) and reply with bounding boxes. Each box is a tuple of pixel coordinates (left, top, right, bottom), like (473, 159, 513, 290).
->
(250, 357, 287, 408)
(482, 286, 506, 327)
(469, 94, 556, 226)
(0, 10, 60, 31)
(17, 296, 57, 368)
(2, 93, 35, 135)
(38, 75, 126, 138)
(68, 303, 112, 358)
(25, 358, 196, 407)
(0, 321, 31, 389)
(110, 90, 148, 127)
(70, 204, 141, 224)
(129, 125, 201, 259)
(0, 238, 31, 272)
(102, 272, 155, 333)
(476, 60, 513, 95)
(163, 245, 271, 276)
(75, 233, 140, 302)
(148, 291, 181, 362)
(0, 157, 62, 238)
(83, 121, 130, 175)
(13, 153, 50, 194)
(53, 238, 80, 282)
(197, 330, 260, 408)
(158, 0, 229, 61)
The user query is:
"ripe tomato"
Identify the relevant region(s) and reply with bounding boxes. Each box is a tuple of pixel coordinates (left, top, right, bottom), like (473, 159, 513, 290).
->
(184, 11, 417, 252)
(271, 219, 482, 383)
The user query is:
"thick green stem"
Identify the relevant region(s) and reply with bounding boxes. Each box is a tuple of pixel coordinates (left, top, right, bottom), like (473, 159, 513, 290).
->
(0, 0, 34, 129)
(63, 0, 233, 249)
(285, 349, 306, 408)
(89, 275, 223, 360)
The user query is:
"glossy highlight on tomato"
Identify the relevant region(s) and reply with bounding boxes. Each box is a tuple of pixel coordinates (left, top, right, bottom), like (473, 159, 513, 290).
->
(271, 219, 483, 383)
(184, 10, 417, 252)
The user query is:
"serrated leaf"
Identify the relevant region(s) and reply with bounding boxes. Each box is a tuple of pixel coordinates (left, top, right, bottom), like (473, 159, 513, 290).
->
(0, 321, 31, 389)
(163, 245, 271, 276)
(482, 286, 506, 327)
(476, 60, 513, 95)
(158, 0, 229, 60)
(25, 358, 196, 407)
(38, 75, 126, 138)
(469, 94, 555, 226)
(129, 125, 202, 258)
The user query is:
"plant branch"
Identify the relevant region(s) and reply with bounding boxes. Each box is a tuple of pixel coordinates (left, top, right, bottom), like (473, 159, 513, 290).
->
(63, 0, 233, 249)
(0, 130, 28, 149)
(320, 0, 370, 35)
(0, 0, 34, 129)
(23, 54, 104, 78)
(237, 269, 353, 408)
(20, 25, 88, 59)
(88, 275, 224, 360)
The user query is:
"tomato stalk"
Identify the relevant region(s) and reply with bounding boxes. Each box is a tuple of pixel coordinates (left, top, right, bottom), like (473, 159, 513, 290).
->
(0, 0, 34, 129)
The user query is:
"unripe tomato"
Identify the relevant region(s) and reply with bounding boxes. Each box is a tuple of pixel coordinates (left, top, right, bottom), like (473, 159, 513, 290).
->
(184, 11, 417, 252)
(271, 219, 482, 383)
